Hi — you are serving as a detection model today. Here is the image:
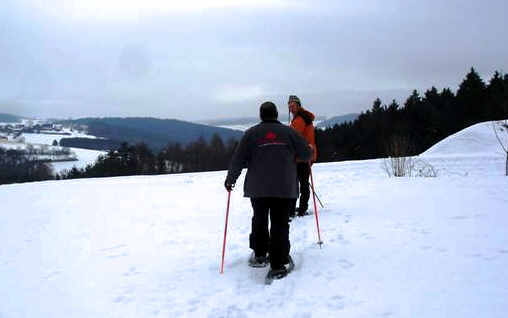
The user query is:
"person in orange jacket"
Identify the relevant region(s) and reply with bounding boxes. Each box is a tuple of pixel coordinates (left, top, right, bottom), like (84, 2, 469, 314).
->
(288, 95, 317, 217)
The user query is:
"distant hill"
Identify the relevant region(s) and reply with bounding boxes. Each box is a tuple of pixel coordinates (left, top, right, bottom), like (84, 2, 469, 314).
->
(202, 115, 327, 131)
(201, 117, 259, 126)
(0, 113, 23, 123)
(58, 117, 244, 151)
(316, 113, 359, 129)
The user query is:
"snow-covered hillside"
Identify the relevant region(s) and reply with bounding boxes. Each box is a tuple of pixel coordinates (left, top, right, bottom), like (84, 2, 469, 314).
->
(422, 121, 506, 158)
(1, 121, 507, 318)
(418, 120, 507, 177)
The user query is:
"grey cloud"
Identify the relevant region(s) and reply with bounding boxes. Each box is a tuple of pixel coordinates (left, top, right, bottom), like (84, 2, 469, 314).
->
(1, 0, 507, 120)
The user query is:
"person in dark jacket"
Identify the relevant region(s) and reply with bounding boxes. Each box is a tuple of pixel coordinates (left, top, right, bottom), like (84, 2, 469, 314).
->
(225, 101, 312, 279)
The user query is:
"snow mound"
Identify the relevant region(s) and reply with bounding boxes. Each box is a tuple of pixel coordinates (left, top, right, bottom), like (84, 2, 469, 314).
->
(421, 120, 507, 158)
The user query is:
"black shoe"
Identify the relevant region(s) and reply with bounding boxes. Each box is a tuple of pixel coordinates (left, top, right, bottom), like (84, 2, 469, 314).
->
(248, 252, 268, 268)
(271, 255, 294, 274)
(267, 267, 288, 279)
(265, 255, 294, 284)
(296, 207, 309, 217)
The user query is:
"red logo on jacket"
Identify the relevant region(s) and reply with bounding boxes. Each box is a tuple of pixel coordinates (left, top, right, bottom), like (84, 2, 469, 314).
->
(265, 132, 277, 140)
(257, 131, 286, 147)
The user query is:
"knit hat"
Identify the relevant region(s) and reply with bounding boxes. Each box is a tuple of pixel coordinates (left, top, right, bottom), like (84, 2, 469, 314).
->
(288, 95, 301, 106)
(259, 101, 278, 121)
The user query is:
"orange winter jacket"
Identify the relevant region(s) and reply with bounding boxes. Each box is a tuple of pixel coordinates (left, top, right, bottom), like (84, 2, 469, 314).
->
(291, 108, 317, 162)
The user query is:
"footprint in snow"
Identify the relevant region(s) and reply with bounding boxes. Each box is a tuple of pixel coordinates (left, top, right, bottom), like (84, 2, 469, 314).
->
(114, 295, 135, 304)
(337, 259, 354, 269)
(107, 252, 129, 259)
(187, 299, 201, 313)
(43, 270, 62, 280)
(412, 228, 431, 235)
(100, 244, 129, 259)
(100, 244, 127, 252)
(123, 266, 141, 277)
(329, 234, 350, 245)
(450, 215, 469, 220)
(207, 305, 247, 318)
(327, 295, 345, 310)
(359, 232, 375, 240)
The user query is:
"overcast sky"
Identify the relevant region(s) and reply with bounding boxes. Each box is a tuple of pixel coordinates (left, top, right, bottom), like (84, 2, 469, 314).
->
(1, 0, 507, 121)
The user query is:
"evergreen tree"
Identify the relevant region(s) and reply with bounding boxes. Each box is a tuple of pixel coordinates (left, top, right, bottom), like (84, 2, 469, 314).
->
(456, 67, 487, 125)
(486, 71, 508, 119)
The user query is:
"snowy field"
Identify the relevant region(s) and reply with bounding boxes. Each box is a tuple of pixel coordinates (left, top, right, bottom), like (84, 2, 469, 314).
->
(50, 148, 106, 173)
(22, 131, 98, 145)
(0, 121, 507, 318)
(21, 132, 105, 174)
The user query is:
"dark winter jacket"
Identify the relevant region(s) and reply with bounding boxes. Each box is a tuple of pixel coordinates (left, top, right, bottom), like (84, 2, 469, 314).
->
(226, 120, 312, 198)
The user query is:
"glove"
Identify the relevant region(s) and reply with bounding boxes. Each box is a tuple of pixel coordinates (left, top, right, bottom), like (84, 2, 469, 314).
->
(224, 180, 235, 192)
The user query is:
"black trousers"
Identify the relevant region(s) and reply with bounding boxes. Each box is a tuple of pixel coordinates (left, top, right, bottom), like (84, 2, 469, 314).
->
(249, 197, 291, 269)
(290, 163, 311, 215)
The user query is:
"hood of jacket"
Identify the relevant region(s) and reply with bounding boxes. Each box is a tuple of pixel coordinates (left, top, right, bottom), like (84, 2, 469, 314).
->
(296, 108, 315, 125)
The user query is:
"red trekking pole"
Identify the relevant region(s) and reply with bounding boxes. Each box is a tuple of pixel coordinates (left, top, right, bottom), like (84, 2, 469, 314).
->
(220, 190, 232, 274)
(309, 163, 323, 247)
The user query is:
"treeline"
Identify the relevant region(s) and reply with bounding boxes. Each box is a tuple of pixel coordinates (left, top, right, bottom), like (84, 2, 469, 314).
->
(59, 137, 123, 151)
(0, 148, 54, 185)
(23, 144, 73, 157)
(316, 68, 508, 161)
(158, 135, 237, 173)
(61, 135, 238, 179)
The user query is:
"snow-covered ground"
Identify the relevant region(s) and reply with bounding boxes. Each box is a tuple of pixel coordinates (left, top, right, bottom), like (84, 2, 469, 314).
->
(1, 121, 507, 318)
(50, 148, 106, 173)
(22, 131, 97, 145)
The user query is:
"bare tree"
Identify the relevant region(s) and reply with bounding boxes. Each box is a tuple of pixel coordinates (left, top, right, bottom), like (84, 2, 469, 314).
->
(383, 135, 413, 177)
(382, 135, 437, 177)
(493, 120, 508, 176)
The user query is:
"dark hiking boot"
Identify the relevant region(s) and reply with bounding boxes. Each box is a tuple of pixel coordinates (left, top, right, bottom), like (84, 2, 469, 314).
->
(296, 206, 309, 217)
(265, 255, 294, 284)
(267, 267, 288, 279)
(248, 252, 268, 268)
